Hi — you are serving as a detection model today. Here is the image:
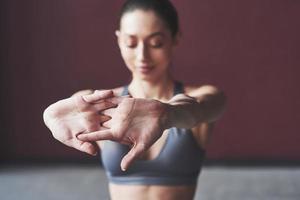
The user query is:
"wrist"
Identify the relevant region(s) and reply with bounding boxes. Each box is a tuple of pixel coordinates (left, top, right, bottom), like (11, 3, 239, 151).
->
(160, 102, 175, 130)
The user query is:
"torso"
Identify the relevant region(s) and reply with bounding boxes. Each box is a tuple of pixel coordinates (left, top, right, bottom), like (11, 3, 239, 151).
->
(97, 83, 213, 200)
(109, 183, 196, 200)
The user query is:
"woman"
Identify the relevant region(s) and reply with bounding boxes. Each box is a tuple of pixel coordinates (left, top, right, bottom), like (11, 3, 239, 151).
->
(43, 0, 226, 199)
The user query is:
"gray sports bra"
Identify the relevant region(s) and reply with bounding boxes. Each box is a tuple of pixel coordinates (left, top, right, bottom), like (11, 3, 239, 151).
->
(101, 82, 206, 185)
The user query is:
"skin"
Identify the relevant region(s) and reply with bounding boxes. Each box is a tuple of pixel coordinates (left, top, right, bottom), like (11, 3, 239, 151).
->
(43, 9, 226, 200)
(43, 90, 115, 155)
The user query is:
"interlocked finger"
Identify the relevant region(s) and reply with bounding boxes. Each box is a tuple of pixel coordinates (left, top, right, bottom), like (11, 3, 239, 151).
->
(102, 107, 115, 117)
(77, 129, 114, 141)
(82, 90, 113, 103)
(93, 101, 116, 112)
(99, 114, 111, 124)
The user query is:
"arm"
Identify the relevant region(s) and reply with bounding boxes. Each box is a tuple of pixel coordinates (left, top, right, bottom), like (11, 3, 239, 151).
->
(77, 85, 226, 170)
(165, 85, 226, 148)
(165, 85, 226, 129)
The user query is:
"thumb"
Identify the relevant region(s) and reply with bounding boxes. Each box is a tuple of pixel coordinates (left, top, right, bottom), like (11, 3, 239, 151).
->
(120, 143, 146, 171)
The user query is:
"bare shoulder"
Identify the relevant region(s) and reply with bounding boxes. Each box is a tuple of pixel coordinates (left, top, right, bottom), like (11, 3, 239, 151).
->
(184, 84, 221, 97)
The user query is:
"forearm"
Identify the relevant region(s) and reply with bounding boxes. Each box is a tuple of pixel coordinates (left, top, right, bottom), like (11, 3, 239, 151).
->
(164, 90, 226, 129)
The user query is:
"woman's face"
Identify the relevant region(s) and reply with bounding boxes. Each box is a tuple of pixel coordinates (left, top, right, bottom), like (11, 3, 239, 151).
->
(116, 10, 178, 82)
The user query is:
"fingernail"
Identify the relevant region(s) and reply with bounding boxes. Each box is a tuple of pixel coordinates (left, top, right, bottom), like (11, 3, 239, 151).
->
(77, 134, 86, 139)
(121, 165, 127, 171)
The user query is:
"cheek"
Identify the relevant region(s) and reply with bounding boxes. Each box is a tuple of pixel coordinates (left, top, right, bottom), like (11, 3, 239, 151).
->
(120, 47, 135, 68)
(154, 49, 172, 66)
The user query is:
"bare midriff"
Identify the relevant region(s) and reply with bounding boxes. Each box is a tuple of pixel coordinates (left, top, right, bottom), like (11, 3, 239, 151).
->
(109, 183, 196, 200)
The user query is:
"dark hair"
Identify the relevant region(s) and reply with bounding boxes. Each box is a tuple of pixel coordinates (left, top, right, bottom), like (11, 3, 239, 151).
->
(119, 0, 179, 37)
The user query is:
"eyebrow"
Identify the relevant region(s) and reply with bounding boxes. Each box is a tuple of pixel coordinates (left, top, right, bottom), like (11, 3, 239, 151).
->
(148, 32, 165, 38)
(124, 32, 166, 39)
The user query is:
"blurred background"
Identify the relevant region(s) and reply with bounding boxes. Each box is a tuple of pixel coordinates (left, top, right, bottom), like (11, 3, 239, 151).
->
(0, 0, 299, 199)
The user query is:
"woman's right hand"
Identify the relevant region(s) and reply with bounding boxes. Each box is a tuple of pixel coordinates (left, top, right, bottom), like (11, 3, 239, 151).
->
(43, 90, 117, 155)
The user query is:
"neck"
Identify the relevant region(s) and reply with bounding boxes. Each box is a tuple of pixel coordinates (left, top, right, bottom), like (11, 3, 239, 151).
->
(129, 72, 175, 101)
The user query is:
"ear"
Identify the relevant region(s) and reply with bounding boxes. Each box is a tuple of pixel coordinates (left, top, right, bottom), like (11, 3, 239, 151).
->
(115, 30, 121, 37)
(115, 30, 121, 47)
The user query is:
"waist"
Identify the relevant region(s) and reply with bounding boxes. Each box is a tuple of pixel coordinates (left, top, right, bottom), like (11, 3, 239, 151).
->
(107, 172, 199, 185)
(109, 183, 196, 200)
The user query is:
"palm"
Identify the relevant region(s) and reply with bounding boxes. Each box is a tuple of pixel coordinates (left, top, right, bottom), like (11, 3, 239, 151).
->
(49, 96, 97, 137)
(78, 98, 168, 170)
(111, 98, 164, 147)
(44, 90, 115, 155)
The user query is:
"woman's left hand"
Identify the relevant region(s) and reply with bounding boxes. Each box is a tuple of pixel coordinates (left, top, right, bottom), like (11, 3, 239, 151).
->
(77, 97, 169, 171)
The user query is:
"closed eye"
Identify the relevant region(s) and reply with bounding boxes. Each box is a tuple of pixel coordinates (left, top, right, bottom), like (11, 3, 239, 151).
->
(148, 37, 164, 48)
(150, 42, 163, 48)
(124, 37, 137, 48)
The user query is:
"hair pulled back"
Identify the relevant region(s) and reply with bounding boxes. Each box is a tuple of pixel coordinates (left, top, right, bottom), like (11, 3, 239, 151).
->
(119, 0, 179, 37)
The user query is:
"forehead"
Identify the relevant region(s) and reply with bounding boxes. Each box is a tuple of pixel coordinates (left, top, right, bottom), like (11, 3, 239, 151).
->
(120, 10, 170, 37)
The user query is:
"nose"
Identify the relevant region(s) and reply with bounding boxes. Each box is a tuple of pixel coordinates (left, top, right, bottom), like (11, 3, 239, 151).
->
(136, 43, 149, 62)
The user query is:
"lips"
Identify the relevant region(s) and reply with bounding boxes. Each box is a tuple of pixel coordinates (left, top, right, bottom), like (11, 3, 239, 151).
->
(137, 65, 154, 74)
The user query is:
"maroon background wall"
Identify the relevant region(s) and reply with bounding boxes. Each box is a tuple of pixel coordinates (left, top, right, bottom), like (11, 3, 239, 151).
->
(1, 0, 299, 163)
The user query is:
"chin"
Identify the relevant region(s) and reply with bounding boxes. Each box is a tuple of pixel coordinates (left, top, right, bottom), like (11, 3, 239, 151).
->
(132, 67, 168, 82)
(137, 75, 155, 81)
(138, 73, 165, 83)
